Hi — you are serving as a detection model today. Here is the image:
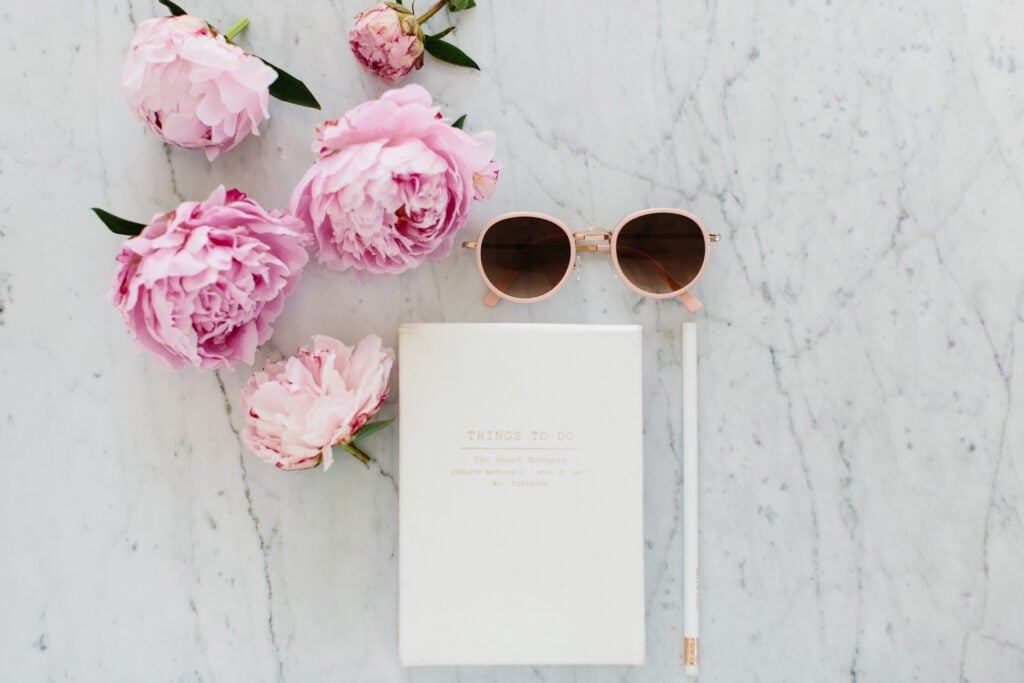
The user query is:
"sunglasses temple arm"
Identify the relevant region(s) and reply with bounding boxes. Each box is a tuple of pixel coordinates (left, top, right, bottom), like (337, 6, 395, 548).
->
(482, 262, 526, 306)
(679, 291, 702, 312)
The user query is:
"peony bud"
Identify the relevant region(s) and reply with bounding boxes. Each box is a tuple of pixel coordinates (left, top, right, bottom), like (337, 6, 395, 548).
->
(348, 3, 425, 85)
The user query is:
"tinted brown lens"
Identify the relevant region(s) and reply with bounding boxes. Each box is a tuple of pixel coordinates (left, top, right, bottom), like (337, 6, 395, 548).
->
(615, 213, 705, 294)
(479, 217, 572, 299)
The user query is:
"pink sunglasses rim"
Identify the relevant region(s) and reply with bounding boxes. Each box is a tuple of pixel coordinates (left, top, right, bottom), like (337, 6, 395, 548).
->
(474, 211, 577, 304)
(473, 209, 711, 304)
(610, 207, 711, 301)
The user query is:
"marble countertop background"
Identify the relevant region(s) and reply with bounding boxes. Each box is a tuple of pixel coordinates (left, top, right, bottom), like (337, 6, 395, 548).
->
(2, 1, 1023, 680)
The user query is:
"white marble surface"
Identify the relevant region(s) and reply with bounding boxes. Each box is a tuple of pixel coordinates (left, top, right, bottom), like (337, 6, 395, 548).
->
(2, 0, 1023, 680)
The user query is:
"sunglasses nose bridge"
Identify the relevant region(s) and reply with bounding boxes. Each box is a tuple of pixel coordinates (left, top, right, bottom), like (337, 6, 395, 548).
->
(573, 227, 611, 252)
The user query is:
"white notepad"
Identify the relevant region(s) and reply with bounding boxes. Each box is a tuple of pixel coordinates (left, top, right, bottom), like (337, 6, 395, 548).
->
(398, 323, 645, 666)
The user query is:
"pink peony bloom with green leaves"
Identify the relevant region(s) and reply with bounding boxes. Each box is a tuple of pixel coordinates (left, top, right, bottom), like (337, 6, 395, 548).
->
(110, 186, 309, 370)
(289, 85, 500, 275)
(241, 335, 394, 471)
(122, 15, 277, 160)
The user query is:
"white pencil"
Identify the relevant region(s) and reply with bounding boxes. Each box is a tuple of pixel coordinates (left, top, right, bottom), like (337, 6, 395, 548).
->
(682, 322, 700, 677)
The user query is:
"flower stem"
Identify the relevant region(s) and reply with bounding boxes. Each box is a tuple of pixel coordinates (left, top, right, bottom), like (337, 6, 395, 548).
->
(224, 18, 250, 41)
(341, 441, 372, 465)
(416, 0, 448, 25)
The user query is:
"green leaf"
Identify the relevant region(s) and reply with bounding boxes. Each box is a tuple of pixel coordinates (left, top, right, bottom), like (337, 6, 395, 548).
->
(451, 114, 467, 129)
(386, 1, 412, 13)
(448, 0, 476, 12)
(259, 58, 321, 110)
(158, 0, 188, 16)
(353, 417, 397, 442)
(429, 26, 455, 40)
(423, 36, 480, 70)
(91, 208, 146, 236)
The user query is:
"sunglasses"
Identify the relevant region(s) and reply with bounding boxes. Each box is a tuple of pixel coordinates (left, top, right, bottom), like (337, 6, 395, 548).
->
(462, 209, 721, 311)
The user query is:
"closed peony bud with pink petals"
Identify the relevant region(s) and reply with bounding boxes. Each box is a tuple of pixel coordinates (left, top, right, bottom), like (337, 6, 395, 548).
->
(122, 15, 277, 159)
(110, 186, 309, 370)
(349, 3, 424, 85)
(348, 0, 482, 83)
(290, 85, 500, 274)
(242, 335, 395, 471)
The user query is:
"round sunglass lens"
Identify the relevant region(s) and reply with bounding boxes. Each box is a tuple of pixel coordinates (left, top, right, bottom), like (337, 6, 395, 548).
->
(615, 213, 706, 295)
(479, 217, 572, 299)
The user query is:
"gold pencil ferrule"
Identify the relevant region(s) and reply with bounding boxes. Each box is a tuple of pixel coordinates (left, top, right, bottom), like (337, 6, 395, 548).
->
(684, 637, 698, 665)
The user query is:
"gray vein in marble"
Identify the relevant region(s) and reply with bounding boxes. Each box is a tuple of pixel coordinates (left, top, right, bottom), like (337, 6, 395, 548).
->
(769, 345, 824, 616)
(215, 371, 284, 682)
(163, 145, 185, 203)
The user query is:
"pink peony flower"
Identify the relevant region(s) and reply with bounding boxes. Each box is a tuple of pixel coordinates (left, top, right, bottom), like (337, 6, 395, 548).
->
(472, 159, 500, 201)
(110, 186, 309, 370)
(290, 85, 500, 274)
(349, 3, 425, 85)
(241, 335, 394, 471)
(122, 15, 277, 160)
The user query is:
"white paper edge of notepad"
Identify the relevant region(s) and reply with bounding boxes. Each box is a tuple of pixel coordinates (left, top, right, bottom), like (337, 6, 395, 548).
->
(397, 323, 645, 667)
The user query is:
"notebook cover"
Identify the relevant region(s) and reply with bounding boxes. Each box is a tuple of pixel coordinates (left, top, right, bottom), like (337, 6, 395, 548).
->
(398, 323, 645, 666)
